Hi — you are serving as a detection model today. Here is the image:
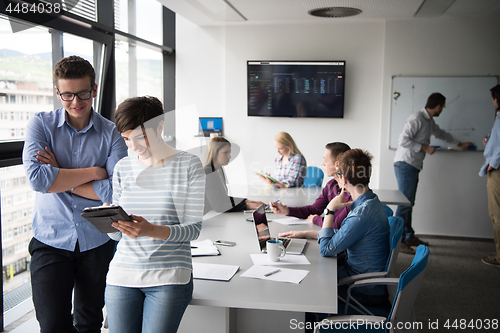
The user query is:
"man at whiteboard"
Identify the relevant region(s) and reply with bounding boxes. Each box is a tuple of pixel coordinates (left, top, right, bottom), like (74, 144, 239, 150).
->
(394, 92, 473, 254)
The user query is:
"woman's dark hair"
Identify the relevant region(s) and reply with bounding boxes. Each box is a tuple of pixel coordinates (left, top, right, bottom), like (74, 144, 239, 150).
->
(325, 142, 351, 160)
(337, 149, 373, 187)
(114, 96, 164, 133)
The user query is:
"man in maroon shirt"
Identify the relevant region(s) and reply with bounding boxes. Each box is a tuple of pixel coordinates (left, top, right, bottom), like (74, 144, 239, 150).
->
(271, 142, 351, 239)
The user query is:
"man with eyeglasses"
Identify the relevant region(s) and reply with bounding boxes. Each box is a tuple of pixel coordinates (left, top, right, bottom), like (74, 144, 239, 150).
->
(22, 55, 128, 333)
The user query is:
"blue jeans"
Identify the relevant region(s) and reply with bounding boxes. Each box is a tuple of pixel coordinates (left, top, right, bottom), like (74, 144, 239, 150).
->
(105, 277, 193, 333)
(394, 161, 420, 243)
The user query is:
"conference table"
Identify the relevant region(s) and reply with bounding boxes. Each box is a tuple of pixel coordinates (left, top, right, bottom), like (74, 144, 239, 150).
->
(179, 211, 336, 333)
(178, 186, 409, 333)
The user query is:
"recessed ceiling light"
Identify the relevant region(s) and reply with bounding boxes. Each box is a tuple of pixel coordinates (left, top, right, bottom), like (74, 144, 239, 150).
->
(308, 7, 362, 18)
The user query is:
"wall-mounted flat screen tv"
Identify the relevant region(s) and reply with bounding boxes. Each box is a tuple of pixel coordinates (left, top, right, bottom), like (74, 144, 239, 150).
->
(247, 61, 345, 118)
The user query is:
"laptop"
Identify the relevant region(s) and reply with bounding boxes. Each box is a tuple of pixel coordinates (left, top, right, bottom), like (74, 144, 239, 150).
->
(252, 204, 307, 255)
(198, 117, 223, 137)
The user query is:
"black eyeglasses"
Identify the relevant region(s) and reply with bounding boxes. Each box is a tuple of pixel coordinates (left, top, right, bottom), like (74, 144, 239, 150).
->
(57, 87, 93, 101)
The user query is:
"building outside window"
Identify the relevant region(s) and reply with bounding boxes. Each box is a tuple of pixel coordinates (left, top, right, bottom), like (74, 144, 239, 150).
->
(0, 1, 173, 329)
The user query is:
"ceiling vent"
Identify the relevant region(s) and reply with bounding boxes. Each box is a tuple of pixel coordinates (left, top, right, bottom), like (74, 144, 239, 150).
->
(308, 7, 362, 18)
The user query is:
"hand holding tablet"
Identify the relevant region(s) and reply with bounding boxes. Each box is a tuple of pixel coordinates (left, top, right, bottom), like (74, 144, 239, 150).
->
(81, 205, 132, 233)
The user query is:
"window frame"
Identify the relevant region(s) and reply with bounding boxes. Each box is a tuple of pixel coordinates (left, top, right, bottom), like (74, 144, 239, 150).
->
(0, 1, 176, 329)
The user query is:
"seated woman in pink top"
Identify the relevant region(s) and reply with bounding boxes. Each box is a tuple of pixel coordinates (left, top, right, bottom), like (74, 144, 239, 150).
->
(271, 142, 351, 239)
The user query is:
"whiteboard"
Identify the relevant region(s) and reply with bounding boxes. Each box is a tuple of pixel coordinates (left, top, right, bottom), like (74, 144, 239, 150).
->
(390, 76, 499, 150)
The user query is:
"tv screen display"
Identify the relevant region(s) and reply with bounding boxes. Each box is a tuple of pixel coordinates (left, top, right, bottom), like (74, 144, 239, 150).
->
(247, 61, 345, 118)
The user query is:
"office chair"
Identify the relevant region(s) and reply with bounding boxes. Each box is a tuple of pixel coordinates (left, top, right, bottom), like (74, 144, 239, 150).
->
(382, 203, 394, 216)
(337, 216, 404, 315)
(304, 166, 324, 187)
(315, 245, 430, 333)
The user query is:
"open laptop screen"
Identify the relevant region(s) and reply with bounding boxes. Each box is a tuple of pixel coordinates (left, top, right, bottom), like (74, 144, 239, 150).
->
(253, 204, 270, 251)
(199, 117, 223, 137)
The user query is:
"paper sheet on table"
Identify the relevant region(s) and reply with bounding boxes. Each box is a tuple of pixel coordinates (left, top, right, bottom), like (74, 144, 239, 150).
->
(192, 263, 239, 281)
(250, 253, 311, 265)
(241, 265, 309, 284)
(190, 239, 220, 256)
(273, 217, 311, 225)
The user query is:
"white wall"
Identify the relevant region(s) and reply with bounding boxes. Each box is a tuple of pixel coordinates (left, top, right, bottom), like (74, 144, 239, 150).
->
(176, 15, 500, 238)
(379, 18, 500, 239)
(177, 17, 386, 193)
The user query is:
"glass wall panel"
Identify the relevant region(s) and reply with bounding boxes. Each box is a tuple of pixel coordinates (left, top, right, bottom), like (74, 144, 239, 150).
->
(0, 16, 105, 319)
(1, 164, 33, 312)
(0, 16, 53, 143)
(115, 42, 163, 105)
(114, 0, 162, 45)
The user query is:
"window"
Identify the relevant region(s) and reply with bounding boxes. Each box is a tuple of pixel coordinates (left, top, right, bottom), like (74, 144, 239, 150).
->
(64, 0, 97, 22)
(115, 42, 163, 105)
(0, 17, 53, 143)
(0, 2, 175, 327)
(115, 0, 162, 45)
(1, 165, 33, 311)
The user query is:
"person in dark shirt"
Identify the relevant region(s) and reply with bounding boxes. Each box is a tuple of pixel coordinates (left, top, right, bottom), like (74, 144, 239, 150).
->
(271, 142, 351, 239)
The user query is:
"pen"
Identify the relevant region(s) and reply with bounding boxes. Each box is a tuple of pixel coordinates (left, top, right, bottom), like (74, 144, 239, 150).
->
(265, 200, 280, 210)
(190, 246, 198, 249)
(264, 269, 281, 277)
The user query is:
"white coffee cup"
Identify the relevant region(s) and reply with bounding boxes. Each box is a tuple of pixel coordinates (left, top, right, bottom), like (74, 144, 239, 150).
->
(267, 239, 286, 262)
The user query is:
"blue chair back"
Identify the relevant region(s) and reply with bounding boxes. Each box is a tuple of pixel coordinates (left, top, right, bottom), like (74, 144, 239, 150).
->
(386, 216, 404, 273)
(316, 245, 429, 333)
(382, 203, 393, 216)
(304, 166, 324, 187)
(387, 245, 429, 329)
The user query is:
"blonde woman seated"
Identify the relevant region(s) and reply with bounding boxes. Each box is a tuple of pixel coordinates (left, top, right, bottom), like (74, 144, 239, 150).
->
(204, 137, 265, 213)
(258, 132, 307, 188)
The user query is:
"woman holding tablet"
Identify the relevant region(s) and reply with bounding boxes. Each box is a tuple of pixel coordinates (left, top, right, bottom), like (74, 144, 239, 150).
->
(204, 136, 265, 212)
(105, 96, 205, 333)
(259, 132, 307, 188)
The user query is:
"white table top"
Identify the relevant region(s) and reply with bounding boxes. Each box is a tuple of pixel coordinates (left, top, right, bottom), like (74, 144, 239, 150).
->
(372, 189, 410, 206)
(233, 185, 410, 207)
(191, 212, 338, 314)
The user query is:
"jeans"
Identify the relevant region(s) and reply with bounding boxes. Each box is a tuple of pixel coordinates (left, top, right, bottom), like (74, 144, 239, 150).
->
(105, 277, 193, 333)
(394, 161, 420, 243)
(29, 238, 115, 333)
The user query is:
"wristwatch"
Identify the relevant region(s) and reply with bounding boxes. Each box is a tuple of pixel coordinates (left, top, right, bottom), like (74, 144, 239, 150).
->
(323, 208, 334, 215)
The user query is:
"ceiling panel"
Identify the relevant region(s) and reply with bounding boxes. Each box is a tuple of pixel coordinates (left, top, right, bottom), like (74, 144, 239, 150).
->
(159, 0, 500, 26)
(228, 0, 424, 21)
(443, 0, 500, 17)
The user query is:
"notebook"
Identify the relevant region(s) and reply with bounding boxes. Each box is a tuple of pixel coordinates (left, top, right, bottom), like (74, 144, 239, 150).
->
(252, 204, 306, 255)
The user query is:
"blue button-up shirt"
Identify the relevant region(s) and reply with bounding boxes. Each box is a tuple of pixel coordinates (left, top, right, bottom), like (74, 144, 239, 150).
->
(479, 113, 500, 177)
(318, 190, 390, 295)
(22, 108, 128, 252)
